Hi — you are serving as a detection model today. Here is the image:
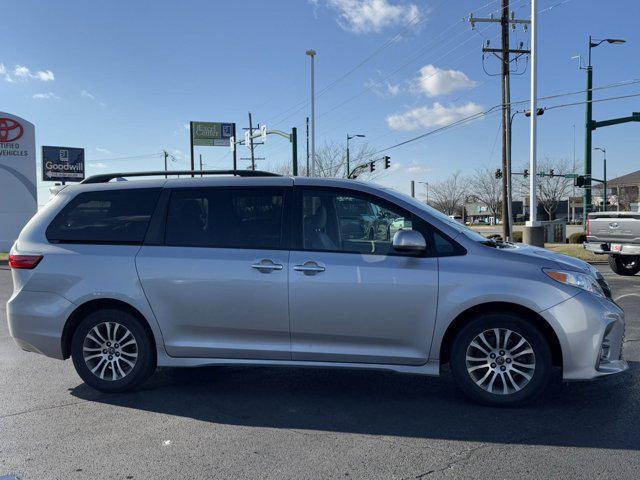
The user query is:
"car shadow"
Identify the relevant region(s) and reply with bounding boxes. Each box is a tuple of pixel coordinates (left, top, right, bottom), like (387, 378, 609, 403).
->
(71, 360, 640, 450)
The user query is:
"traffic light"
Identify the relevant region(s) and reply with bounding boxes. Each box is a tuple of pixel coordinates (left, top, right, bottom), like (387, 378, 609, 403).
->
(495, 169, 502, 179)
(523, 169, 529, 178)
(369, 161, 376, 173)
(549, 169, 555, 177)
(383, 156, 391, 169)
(574, 175, 586, 187)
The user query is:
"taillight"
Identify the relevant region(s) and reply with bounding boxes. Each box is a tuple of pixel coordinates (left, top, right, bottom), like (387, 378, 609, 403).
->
(586, 217, 590, 236)
(9, 254, 43, 269)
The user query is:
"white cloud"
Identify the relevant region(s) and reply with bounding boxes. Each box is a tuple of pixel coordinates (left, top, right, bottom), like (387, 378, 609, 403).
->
(88, 162, 107, 168)
(32, 92, 60, 100)
(386, 102, 483, 131)
(81, 89, 106, 106)
(0, 63, 12, 82)
(366, 78, 401, 98)
(406, 163, 431, 174)
(13, 65, 55, 81)
(14, 65, 30, 78)
(411, 65, 476, 97)
(33, 70, 54, 81)
(314, 0, 422, 34)
(95, 147, 111, 154)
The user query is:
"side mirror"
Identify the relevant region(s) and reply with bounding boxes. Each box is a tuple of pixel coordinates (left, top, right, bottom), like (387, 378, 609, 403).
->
(392, 229, 426, 254)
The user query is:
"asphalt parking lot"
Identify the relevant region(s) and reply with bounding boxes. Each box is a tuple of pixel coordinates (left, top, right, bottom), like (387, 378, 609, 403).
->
(1, 264, 639, 480)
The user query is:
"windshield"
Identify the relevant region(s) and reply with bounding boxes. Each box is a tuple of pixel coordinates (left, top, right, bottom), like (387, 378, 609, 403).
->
(383, 188, 489, 243)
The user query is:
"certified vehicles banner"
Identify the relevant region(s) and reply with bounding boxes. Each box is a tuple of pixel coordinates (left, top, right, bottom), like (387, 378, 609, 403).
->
(0, 112, 37, 251)
(42, 146, 85, 182)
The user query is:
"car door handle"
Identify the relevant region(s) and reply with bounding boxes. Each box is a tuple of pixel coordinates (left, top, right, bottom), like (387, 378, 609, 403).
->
(251, 260, 284, 272)
(293, 262, 325, 274)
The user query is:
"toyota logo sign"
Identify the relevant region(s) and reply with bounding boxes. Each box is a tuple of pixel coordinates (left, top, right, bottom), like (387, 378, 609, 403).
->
(0, 118, 24, 143)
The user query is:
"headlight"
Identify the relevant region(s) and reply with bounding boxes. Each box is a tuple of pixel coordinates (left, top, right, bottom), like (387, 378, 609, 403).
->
(543, 269, 605, 297)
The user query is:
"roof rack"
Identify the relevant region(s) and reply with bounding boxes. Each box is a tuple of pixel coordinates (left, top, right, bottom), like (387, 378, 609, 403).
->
(81, 170, 280, 184)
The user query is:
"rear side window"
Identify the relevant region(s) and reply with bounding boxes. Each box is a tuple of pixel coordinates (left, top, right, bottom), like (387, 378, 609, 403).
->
(164, 187, 285, 249)
(46, 188, 161, 244)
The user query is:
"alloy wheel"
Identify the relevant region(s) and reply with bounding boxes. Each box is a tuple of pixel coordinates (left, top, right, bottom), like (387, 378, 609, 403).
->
(82, 321, 138, 381)
(465, 328, 536, 395)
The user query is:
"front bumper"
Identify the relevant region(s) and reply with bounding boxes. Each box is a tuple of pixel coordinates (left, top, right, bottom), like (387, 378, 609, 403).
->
(6, 289, 76, 360)
(585, 242, 640, 256)
(540, 291, 628, 381)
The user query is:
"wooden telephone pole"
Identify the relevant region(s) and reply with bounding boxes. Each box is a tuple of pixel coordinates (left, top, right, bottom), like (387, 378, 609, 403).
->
(469, 1, 530, 240)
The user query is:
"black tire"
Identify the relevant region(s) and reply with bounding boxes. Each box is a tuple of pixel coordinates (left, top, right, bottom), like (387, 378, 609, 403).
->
(71, 309, 156, 392)
(450, 312, 552, 406)
(608, 254, 640, 276)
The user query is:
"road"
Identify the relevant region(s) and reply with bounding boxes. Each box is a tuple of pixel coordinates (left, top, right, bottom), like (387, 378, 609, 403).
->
(1, 265, 639, 479)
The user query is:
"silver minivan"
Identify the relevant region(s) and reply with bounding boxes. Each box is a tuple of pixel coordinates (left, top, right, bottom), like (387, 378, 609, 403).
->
(7, 171, 628, 405)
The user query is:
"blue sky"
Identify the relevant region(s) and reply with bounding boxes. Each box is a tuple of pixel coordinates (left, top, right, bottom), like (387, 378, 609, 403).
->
(2, 0, 639, 203)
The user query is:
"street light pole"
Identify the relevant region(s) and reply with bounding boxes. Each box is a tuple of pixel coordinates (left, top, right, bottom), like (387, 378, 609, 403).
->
(346, 133, 365, 178)
(306, 50, 317, 176)
(583, 36, 625, 227)
(346, 134, 350, 179)
(594, 147, 607, 211)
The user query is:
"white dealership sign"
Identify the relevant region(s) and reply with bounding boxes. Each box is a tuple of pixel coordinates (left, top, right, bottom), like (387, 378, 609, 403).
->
(0, 112, 37, 251)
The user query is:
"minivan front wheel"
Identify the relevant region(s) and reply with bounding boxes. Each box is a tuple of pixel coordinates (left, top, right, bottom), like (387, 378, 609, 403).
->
(450, 313, 552, 406)
(71, 309, 155, 392)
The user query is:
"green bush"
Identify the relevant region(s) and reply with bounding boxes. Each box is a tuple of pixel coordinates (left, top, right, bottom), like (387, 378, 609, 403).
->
(512, 231, 523, 243)
(568, 232, 587, 244)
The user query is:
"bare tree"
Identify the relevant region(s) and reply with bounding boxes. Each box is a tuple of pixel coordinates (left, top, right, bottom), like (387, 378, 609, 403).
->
(515, 157, 573, 220)
(470, 166, 502, 220)
(424, 171, 469, 215)
(274, 141, 379, 179)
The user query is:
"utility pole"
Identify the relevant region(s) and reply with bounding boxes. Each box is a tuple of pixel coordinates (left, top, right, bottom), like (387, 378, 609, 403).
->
(305, 117, 310, 176)
(411, 180, 415, 198)
(199, 154, 203, 177)
(469, 1, 530, 241)
(248, 112, 255, 170)
(163, 150, 168, 178)
(306, 49, 316, 176)
(232, 123, 238, 171)
(291, 127, 298, 176)
(189, 121, 195, 177)
(241, 116, 265, 170)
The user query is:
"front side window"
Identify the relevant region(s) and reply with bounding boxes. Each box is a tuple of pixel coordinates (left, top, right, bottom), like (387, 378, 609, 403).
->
(302, 189, 413, 255)
(46, 188, 161, 244)
(164, 187, 285, 249)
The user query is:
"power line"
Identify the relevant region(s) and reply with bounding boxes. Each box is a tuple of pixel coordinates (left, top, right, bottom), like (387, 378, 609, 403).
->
(87, 152, 164, 162)
(264, 0, 510, 129)
(367, 91, 640, 158)
(261, 2, 433, 126)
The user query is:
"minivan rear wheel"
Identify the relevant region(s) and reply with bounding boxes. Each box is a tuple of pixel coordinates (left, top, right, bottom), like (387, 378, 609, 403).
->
(450, 313, 552, 406)
(71, 309, 155, 392)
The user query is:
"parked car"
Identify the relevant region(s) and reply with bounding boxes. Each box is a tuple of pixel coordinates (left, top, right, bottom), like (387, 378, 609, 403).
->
(7, 171, 627, 406)
(584, 211, 640, 275)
